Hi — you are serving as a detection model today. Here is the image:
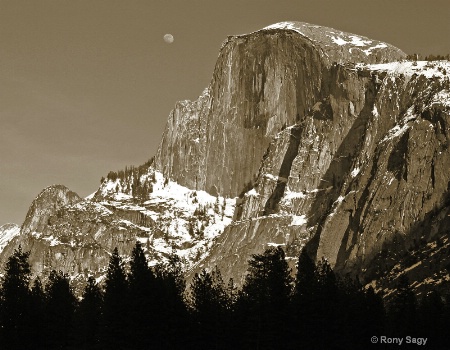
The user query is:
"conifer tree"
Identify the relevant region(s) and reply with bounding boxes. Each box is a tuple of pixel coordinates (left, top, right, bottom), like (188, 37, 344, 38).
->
(27, 278, 46, 349)
(364, 286, 385, 337)
(44, 270, 77, 348)
(0, 246, 32, 349)
(293, 247, 317, 303)
(291, 247, 317, 348)
(101, 247, 129, 348)
(238, 246, 292, 349)
(154, 252, 188, 349)
(73, 276, 103, 349)
(418, 290, 443, 341)
(128, 241, 156, 349)
(388, 273, 417, 336)
(189, 267, 229, 348)
(315, 257, 339, 349)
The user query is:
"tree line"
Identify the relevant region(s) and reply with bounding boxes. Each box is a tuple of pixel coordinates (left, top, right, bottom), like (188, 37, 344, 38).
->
(1, 244, 449, 349)
(406, 53, 450, 61)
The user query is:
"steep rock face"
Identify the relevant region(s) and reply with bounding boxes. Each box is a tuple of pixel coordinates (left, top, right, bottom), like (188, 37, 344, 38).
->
(195, 61, 450, 289)
(2, 22, 449, 297)
(0, 171, 234, 283)
(21, 185, 82, 235)
(0, 223, 20, 252)
(155, 21, 405, 198)
(315, 62, 450, 279)
(1, 186, 142, 280)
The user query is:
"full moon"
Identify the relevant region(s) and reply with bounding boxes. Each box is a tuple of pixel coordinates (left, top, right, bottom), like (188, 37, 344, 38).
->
(164, 34, 174, 44)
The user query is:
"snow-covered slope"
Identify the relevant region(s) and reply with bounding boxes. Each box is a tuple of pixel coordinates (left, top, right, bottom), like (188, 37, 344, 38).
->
(93, 167, 235, 267)
(1, 22, 449, 296)
(0, 224, 20, 252)
(0, 166, 235, 282)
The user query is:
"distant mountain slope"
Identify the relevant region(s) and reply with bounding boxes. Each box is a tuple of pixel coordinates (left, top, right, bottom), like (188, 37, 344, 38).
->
(0, 223, 20, 252)
(2, 22, 449, 297)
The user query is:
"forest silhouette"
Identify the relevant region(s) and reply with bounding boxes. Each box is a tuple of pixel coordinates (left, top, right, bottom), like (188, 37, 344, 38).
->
(0, 243, 449, 349)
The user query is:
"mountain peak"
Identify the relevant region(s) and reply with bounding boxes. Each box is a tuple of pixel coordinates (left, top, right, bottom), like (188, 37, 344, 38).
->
(260, 21, 405, 64)
(21, 185, 82, 234)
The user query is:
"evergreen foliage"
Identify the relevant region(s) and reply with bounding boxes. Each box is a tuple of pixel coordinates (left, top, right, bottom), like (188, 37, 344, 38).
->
(0, 244, 449, 349)
(128, 241, 157, 349)
(73, 276, 103, 349)
(237, 246, 292, 349)
(44, 270, 77, 348)
(388, 273, 417, 336)
(0, 246, 32, 349)
(189, 267, 230, 349)
(101, 247, 129, 348)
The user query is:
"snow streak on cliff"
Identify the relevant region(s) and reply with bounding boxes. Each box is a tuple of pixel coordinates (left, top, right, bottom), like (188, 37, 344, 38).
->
(1, 22, 449, 296)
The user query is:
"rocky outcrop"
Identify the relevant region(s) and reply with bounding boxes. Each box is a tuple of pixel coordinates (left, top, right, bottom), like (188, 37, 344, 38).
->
(0, 223, 20, 252)
(195, 60, 450, 288)
(1, 188, 143, 280)
(154, 22, 405, 198)
(21, 185, 82, 235)
(2, 22, 449, 296)
(0, 171, 234, 283)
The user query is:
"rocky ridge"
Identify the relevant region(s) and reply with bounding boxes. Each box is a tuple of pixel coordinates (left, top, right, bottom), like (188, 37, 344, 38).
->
(0, 223, 20, 252)
(1, 22, 449, 296)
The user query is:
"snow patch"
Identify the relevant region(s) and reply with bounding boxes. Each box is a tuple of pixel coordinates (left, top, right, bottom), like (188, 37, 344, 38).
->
(336, 195, 345, 204)
(331, 36, 347, 46)
(362, 61, 450, 81)
(372, 105, 379, 118)
(290, 215, 307, 226)
(363, 42, 387, 55)
(263, 22, 305, 36)
(350, 167, 360, 178)
(267, 242, 285, 247)
(0, 224, 20, 252)
(284, 190, 306, 200)
(245, 188, 259, 197)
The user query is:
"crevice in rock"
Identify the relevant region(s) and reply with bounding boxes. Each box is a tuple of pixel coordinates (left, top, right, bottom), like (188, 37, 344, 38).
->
(263, 124, 303, 215)
(387, 131, 409, 182)
(306, 78, 378, 260)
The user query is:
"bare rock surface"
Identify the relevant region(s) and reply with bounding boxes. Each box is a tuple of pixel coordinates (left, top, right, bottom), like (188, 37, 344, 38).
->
(2, 23, 449, 296)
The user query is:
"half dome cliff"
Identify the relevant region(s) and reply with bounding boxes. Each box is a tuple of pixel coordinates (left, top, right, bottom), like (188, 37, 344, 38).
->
(2, 22, 450, 296)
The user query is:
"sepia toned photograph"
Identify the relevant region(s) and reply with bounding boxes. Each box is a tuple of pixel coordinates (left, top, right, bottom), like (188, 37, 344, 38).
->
(1, 1, 449, 349)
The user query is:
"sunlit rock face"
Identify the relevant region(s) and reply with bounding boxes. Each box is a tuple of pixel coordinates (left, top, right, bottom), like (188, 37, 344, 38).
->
(178, 23, 450, 291)
(203, 58, 450, 289)
(21, 185, 82, 235)
(0, 185, 139, 280)
(154, 22, 405, 198)
(2, 22, 450, 295)
(0, 223, 20, 252)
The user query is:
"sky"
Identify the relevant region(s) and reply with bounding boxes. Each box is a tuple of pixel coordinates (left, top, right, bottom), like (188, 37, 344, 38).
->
(1, 0, 450, 225)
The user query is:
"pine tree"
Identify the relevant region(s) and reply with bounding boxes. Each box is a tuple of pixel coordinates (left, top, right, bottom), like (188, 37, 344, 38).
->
(101, 247, 129, 348)
(128, 241, 156, 349)
(238, 246, 292, 349)
(153, 252, 188, 349)
(189, 268, 229, 349)
(73, 276, 103, 349)
(315, 257, 339, 349)
(293, 247, 317, 303)
(214, 196, 220, 213)
(388, 273, 417, 336)
(0, 246, 32, 349)
(418, 290, 443, 341)
(291, 247, 317, 348)
(27, 278, 46, 349)
(44, 270, 77, 348)
(364, 286, 385, 338)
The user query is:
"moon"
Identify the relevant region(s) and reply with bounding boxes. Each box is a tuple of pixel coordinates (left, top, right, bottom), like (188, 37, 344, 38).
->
(164, 34, 174, 44)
